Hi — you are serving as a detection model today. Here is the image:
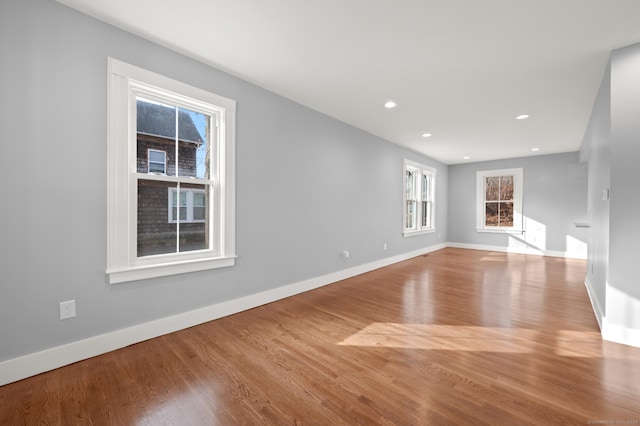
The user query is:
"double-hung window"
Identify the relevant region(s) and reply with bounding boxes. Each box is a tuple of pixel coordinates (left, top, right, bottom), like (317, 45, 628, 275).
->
(476, 168, 523, 233)
(403, 160, 436, 236)
(107, 58, 236, 283)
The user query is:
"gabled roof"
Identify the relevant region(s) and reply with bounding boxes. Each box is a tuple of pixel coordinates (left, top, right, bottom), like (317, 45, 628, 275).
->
(136, 100, 204, 144)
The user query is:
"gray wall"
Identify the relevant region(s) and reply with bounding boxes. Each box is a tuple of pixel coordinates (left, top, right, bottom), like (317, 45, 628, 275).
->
(0, 0, 447, 362)
(580, 42, 640, 336)
(580, 65, 611, 320)
(447, 153, 588, 255)
(608, 43, 640, 330)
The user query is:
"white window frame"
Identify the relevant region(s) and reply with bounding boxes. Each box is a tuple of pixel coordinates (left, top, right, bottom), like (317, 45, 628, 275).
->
(148, 149, 166, 174)
(107, 58, 236, 284)
(168, 188, 206, 223)
(476, 168, 523, 233)
(403, 159, 436, 237)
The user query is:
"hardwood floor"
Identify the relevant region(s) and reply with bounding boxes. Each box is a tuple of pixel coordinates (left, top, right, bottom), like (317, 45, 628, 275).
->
(2, 248, 639, 425)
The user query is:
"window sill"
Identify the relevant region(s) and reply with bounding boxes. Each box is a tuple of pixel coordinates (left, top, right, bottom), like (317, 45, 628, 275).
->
(476, 228, 523, 234)
(107, 255, 236, 284)
(403, 229, 436, 237)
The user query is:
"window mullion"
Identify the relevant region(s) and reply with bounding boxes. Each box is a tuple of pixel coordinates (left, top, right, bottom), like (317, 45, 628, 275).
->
(416, 171, 422, 230)
(175, 108, 181, 252)
(132, 172, 214, 185)
(497, 178, 501, 227)
(176, 183, 181, 252)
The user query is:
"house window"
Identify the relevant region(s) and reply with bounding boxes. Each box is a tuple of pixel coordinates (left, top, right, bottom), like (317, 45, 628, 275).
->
(168, 188, 206, 223)
(403, 160, 436, 236)
(107, 58, 236, 283)
(148, 149, 166, 174)
(476, 168, 523, 233)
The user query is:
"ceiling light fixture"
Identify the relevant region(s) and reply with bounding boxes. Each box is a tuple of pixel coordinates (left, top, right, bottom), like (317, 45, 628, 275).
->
(384, 101, 397, 109)
(531, 147, 540, 151)
(515, 114, 529, 120)
(463, 156, 470, 160)
(422, 133, 432, 138)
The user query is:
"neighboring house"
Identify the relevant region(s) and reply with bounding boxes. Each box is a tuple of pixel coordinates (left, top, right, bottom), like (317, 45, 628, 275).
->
(136, 99, 208, 256)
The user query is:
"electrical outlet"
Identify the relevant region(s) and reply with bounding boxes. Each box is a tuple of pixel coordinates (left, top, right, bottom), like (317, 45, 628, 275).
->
(342, 250, 350, 260)
(383, 243, 387, 250)
(60, 300, 76, 320)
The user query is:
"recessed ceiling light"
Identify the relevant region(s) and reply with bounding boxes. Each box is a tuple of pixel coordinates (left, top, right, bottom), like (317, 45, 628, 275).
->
(463, 156, 470, 160)
(531, 147, 540, 151)
(515, 114, 529, 120)
(422, 133, 432, 138)
(384, 101, 397, 109)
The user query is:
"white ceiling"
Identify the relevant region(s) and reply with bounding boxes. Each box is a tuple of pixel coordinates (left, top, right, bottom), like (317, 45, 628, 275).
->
(57, 0, 640, 164)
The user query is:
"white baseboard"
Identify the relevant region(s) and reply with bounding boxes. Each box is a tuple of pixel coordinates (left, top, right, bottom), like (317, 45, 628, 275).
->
(446, 242, 587, 259)
(602, 318, 640, 349)
(601, 283, 640, 349)
(0, 243, 446, 386)
(583, 277, 640, 349)
(584, 276, 604, 330)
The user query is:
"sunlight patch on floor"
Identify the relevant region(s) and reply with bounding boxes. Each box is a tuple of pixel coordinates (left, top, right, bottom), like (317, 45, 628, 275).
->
(338, 323, 607, 357)
(338, 323, 539, 353)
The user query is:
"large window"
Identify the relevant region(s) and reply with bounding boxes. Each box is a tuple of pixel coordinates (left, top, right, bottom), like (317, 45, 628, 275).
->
(403, 160, 436, 236)
(476, 168, 523, 233)
(107, 58, 236, 283)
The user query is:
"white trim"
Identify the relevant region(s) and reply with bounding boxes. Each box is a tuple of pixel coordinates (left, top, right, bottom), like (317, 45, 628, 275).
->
(403, 229, 436, 237)
(601, 283, 640, 348)
(446, 242, 587, 259)
(584, 276, 604, 330)
(475, 229, 524, 234)
(601, 317, 640, 348)
(588, 278, 640, 348)
(107, 256, 236, 284)
(0, 243, 446, 386)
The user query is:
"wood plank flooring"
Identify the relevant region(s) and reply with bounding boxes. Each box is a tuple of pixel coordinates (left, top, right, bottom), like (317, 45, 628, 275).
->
(1, 248, 639, 425)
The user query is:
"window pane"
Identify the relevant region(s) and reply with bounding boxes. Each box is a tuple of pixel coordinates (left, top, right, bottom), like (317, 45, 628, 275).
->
(499, 202, 514, 227)
(193, 192, 205, 207)
(422, 201, 429, 227)
(138, 179, 177, 257)
(180, 184, 209, 252)
(406, 200, 416, 229)
(485, 176, 499, 201)
(485, 202, 499, 227)
(149, 161, 165, 174)
(149, 150, 165, 163)
(193, 207, 205, 221)
(137, 97, 177, 176)
(422, 175, 429, 200)
(405, 170, 415, 200)
(178, 108, 210, 179)
(499, 176, 514, 201)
